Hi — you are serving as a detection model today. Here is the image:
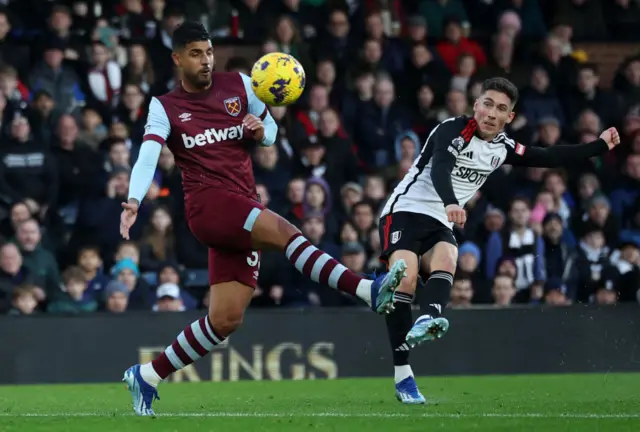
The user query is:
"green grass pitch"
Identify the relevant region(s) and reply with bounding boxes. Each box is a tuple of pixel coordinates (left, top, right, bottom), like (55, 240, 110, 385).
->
(0, 374, 639, 431)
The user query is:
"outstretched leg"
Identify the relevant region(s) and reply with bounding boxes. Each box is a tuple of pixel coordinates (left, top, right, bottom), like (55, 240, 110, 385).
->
(249, 208, 406, 312)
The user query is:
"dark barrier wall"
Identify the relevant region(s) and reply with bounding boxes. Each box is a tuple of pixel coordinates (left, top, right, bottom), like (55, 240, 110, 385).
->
(1, 306, 639, 384)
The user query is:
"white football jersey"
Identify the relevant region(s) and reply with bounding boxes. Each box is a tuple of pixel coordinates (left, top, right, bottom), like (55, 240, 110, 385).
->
(381, 116, 521, 228)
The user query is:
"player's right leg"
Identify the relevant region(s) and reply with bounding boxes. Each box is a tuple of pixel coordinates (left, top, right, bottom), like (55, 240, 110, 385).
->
(249, 208, 406, 313)
(123, 250, 254, 416)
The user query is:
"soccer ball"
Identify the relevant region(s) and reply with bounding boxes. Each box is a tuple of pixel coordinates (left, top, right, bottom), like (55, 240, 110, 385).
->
(250, 52, 306, 107)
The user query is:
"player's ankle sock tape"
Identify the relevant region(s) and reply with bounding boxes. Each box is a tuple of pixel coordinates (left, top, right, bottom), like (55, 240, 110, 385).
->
(418, 270, 453, 318)
(386, 301, 413, 365)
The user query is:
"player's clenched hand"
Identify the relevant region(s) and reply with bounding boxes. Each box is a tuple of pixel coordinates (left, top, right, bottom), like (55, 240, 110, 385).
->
(599, 127, 621, 150)
(445, 204, 467, 226)
(243, 114, 264, 142)
(120, 200, 139, 240)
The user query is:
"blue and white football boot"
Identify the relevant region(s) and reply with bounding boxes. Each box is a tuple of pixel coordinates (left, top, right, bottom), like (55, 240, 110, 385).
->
(370, 259, 408, 314)
(406, 314, 450, 348)
(123, 364, 160, 416)
(395, 376, 426, 404)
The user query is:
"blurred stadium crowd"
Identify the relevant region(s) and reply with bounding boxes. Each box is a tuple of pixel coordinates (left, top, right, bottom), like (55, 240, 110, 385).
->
(0, 0, 639, 315)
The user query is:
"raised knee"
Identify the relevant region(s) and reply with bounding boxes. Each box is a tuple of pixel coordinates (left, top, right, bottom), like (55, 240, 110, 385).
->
(209, 311, 243, 337)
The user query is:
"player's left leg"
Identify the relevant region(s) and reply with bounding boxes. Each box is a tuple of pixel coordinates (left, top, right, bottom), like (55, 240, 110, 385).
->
(406, 241, 456, 347)
(248, 208, 406, 312)
(123, 249, 255, 416)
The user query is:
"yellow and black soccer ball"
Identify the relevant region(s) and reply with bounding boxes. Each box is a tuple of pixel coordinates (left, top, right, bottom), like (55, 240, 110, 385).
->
(250, 52, 306, 107)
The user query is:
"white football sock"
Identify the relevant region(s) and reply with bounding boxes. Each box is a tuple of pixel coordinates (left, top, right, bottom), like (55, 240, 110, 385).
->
(394, 365, 414, 384)
(140, 363, 162, 387)
(355, 280, 372, 306)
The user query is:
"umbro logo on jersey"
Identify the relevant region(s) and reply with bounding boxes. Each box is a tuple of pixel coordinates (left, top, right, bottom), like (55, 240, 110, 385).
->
(460, 151, 474, 159)
(179, 113, 192, 122)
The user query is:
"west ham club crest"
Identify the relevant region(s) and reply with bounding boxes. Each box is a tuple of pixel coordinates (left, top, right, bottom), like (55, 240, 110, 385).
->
(224, 96, 242, 117)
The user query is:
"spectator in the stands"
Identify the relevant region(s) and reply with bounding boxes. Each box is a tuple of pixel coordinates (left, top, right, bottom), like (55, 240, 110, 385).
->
(315, 58, 343, 110)
(0, 243, 43, 313)
(355, 74, 410, 168)
(611, 154, 640, 228)
(0, 115, 58, 221)
(419, 0, 469, 39)
(564, 63, 622, 127)
(0, 7, 30, 77)
(520, 66, 565, 129)
(475, 30, 529, 89)
(254, 144, 290, 211)
(450, 272, 474, 308)
(363, 11, 404, 77)
(575, 193, 620, 249)
(139, 205, 176, 272)
(78, 107, 108, 150)
(492, 275, 516, 307)
(153, 282, 186, 312)
(122, 41, 156, 95)
(53, 115, 103, 209)
(111, 257, 152, 311)
(486, 197, 546, 302)
(29, 89, 61, 148)
(86, 41, 122, 119)
(8, 284, 39, 315)
(75, 167, 147, 262)
(29, 38, 84, 114)
(313, 9, 356, 78)
(571, 222, 617, 303)
(77, 245, 110, 300)
(114, 83, 146, 143)
(271, 15, 312, 72)
(47, 266, 97, 314)
(436, 18, 486, 74)
(103, 280, 129, 313)
(341, 241, 367, 275)
(351, 200, 376, 246)
(15, 219, 61, 301)
(301, 211, 340, 259)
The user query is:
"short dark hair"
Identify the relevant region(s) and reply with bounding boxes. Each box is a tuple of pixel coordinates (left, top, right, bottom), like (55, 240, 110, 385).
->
(62, 266, 87, 285)
(352, 200, 374, 213)
(172, 21, 210, 51)
(454, 271, 472, 283)
(481, 77, 519, 106)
